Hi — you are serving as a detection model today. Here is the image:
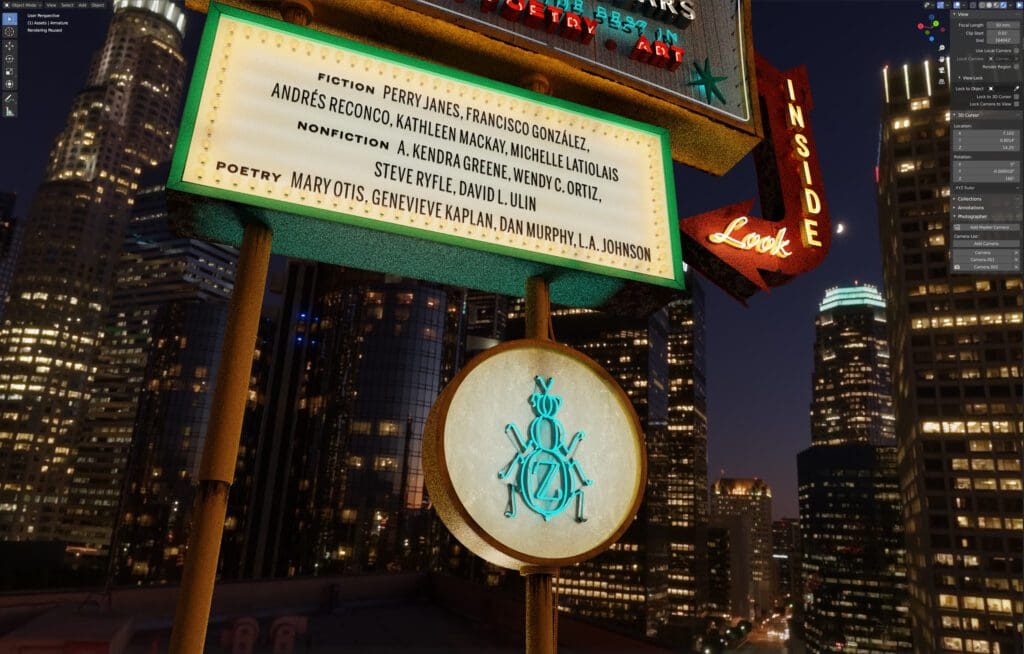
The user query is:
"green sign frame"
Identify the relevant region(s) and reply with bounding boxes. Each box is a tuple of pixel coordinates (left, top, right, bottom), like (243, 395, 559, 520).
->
(168, 3, 684, 306)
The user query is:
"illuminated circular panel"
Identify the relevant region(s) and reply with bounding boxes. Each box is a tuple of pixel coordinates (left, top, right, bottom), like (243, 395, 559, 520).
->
(424, 339, 645, 571)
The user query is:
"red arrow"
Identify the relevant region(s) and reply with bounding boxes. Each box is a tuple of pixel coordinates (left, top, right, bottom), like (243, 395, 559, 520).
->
(678, 52, 831, 302)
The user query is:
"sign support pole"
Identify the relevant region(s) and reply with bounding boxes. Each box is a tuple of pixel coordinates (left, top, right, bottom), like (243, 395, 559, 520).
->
(523, 275, 556, 654)
(525, 275, 551, 342)
(168, 222, 272, 654)
(524, 567, 556, 654)
(169, 6, 305, 652)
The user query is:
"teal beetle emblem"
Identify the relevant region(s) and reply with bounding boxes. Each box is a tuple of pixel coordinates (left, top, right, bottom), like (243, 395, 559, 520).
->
(499, 376, 592, 522)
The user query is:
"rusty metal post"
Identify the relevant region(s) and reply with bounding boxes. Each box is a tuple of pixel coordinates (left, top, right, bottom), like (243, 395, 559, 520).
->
(524, 569, 556, 654)
(168, 222, 272, 653)
(525, 275, 551, 341)
(523, 276, 556, 653)
(170, 3, 308, 648)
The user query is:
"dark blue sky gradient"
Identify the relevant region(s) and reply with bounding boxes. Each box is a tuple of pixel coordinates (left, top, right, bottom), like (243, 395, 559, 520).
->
(0, 2, 941, 518)
(687, 1, 937, 517)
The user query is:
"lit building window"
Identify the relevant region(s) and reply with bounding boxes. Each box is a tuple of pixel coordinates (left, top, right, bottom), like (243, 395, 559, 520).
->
(373, 456, 398, 471)
(377, 420, 400, 437)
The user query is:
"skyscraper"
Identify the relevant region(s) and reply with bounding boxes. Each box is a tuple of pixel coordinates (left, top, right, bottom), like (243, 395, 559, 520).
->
(221, 268, 465, 579)
(878, 61, 1022, 653)
(306, 273, 464, 574)
(0, 0, 187, 542)
(710, 478, 773, 618)
(661, 277, 709, 634)
(0, 192, 20, 320)
(799, 284, 910, 652)
(219, 260, 320, 581)
(706, 515, 751, 620)
(70, 173, 235, 574)
(463, 290, 507, 358)
(798, 443, 911, 652)
(771, 518, 800, 605)
(811, 284, 895, 446)
(219, 312, 279, 581)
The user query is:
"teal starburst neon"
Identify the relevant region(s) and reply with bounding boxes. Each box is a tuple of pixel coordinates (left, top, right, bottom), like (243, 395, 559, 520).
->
(688, 58, 728, 105)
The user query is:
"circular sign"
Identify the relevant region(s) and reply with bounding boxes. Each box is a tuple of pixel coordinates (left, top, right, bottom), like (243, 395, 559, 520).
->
(424, 338, 646, 571)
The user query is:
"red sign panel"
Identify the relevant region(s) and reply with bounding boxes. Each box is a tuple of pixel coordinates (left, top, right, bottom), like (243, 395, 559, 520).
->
(679, 52, 831, 303)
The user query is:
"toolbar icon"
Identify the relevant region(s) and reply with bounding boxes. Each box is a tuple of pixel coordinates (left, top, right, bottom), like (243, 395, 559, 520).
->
(1, 91, 14, 118)
(1, 12, 17, 26)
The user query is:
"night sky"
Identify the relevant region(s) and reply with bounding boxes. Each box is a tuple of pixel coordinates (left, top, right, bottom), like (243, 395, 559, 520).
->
(0, 2, 941, 518)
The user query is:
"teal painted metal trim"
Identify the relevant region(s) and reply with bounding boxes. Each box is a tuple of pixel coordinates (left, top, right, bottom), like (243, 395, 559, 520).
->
(167, 2, 219, 197)
(169, 3, 685, 302)
(819, 285, 885, 312)
(660, 131, 684, 292)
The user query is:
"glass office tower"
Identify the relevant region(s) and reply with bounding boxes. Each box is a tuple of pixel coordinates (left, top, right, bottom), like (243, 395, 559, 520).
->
(878, 61, 1022, 653)
(68, 175, 235, 572)
(710, 477, 773, 619)
(811, 284, 895, 446)
(0, 0, 187, 542)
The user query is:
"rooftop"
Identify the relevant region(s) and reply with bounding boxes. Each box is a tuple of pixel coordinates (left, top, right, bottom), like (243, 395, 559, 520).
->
(113, 0, 186, 37)
(819, 284, 885, 312)
(0, 573, 673, 653)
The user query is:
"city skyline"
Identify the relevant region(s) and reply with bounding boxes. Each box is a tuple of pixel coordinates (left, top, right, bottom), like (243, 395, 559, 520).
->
(0, 0, 188, 542)
(1, 2, 943, 519)
(0, 1, 1019, 652)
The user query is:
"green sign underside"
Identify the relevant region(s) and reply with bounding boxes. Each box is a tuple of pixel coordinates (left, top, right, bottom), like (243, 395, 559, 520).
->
(182, 195, 628, 306)
(169, 3, 685, 304)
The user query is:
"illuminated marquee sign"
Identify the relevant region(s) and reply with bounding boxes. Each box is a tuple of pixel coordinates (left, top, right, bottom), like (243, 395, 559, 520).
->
(424, 339, 645, 570)
(406, 0, 733, 112)
(169, 4, 683, 308)
(678, 53, 831, 302)
(400, 0, 751, 120)
(181, 0, 762, 175)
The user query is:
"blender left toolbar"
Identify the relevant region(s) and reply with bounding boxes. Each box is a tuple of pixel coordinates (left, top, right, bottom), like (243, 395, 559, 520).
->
(2, 11, 16, 118)
(2, 2, 111, 119)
